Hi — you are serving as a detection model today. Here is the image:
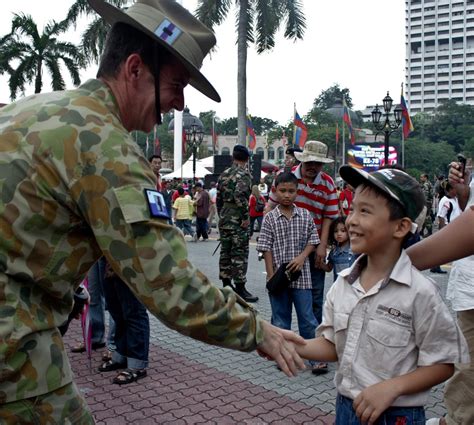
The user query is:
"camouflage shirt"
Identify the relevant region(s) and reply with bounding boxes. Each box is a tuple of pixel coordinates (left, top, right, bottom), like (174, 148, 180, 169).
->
(0, 79, 262, 403)
(216, 164, 252, 227)
(421, 181, 433, 208)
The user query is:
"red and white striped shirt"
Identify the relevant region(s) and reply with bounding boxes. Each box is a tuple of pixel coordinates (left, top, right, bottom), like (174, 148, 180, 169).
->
(269, 165, 339, 233)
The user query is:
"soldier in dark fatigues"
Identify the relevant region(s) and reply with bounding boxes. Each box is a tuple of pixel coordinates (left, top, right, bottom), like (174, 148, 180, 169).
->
(217, 145, 258, 302)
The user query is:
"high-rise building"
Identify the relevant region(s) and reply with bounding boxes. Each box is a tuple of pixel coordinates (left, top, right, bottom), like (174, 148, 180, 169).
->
(405, 0, 474, 114)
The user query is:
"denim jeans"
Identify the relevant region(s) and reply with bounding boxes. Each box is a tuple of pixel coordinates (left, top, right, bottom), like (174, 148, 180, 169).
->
(249, 216, 263, 237)
(336, 394, 426, 425)
(309, 252, 325, 324)
(176, 219, 194, 237)
(87, 257, 106, 345)
(269, 288, 318, 340)
(103, 274, 150, 369)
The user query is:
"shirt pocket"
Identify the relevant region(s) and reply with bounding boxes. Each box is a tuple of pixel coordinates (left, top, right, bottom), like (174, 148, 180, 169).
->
(333, 312, 349, 349)
(363, 319, 412, 377)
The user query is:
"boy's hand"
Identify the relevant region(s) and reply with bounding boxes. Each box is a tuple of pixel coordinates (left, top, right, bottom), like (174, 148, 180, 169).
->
(353, 380, 400, 424)
(315, 243, 327, 268)
(287, 255, 305, 272)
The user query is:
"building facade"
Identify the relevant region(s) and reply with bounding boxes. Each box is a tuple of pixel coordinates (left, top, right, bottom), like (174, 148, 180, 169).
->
(406, 0, 474, 113)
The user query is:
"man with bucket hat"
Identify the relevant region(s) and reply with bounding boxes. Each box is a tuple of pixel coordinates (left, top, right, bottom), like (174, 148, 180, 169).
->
(267, 141, 339, 373)
(0, 1, 305, 421)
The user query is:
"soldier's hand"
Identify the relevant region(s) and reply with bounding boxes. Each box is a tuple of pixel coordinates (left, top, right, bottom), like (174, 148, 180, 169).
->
(241, 219, 250, 229)
(257, 321, 306, 377)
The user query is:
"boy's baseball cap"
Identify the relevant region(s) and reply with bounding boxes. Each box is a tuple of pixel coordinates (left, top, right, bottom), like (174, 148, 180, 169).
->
(339, 165, 426, 233)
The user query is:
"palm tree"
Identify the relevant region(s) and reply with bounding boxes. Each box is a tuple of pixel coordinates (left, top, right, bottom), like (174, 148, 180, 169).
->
(64, 0, 129, 65)
(1, 14, 84, 100)
(196, 0, 306, 144)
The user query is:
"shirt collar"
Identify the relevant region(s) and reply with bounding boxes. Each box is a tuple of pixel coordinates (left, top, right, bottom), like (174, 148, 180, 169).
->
(79, 79, 121, 122)
(294, 164, 321, 184)
(340, 249, 413, 288)
(275, 204, 300, 219)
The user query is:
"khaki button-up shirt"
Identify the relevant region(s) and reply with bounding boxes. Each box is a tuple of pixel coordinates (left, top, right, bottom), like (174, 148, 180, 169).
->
(317, 250, 469, 406)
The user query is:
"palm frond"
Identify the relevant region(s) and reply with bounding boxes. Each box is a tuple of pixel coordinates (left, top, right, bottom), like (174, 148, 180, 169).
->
(195, 0, 233, 29)
(81, 18, 111, 65)
(282, 0, 306, 40)
(58, 56, 82, 87)
(11, 13, 41, 45)
(254, 0, 279, 53)
(9, 56, 36, 100)
(235, 2, 255, 48)
(44, 57, 66, 91)
(64, 0, 128, 27)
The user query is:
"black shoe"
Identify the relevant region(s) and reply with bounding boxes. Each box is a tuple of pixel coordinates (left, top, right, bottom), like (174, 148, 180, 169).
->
(430, 267, 447, 274)
(235, 286, 259, 303)
(222, 278, 235, 291)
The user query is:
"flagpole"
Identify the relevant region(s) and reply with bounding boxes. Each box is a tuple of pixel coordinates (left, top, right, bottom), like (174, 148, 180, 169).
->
(401, 82, 405, 168)
(342, 99, 346, 166)
(293, 102, 296, 147)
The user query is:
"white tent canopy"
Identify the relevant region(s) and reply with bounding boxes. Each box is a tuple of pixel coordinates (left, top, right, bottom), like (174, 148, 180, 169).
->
(162, 155, 212, 180)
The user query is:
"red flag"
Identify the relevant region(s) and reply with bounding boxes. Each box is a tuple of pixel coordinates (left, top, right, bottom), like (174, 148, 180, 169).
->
(153, 125, 161, 155)
(343, 99, 356, 145)
(401, 89, 414, 139)
(335, 123, 339, 145)
(182, 128, 187, 156)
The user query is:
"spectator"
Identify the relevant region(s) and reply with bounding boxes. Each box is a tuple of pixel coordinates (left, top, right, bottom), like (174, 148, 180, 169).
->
(284, 146, 302, 172)
(338, 183, 353, 217)
(149, 154, 162, 190)
(173, 187, 196, 240)
(257, 172, 319, 369)
(207, 181, 219, 233)
(258, 178, 268, 200)
(419, 173, 434, 237)
(249, 185, 265, 238)
(194, 182, 210, 241)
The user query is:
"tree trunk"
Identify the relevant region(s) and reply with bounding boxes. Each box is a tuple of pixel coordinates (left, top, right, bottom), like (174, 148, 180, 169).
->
(237, 0, 248, 146)
(34, 59, 43, 94)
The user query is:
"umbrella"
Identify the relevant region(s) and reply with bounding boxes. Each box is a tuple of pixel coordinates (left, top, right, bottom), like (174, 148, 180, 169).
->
(80, 277, 93, 371)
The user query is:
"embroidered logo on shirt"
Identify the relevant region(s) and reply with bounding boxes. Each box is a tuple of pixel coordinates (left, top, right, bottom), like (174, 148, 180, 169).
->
(376, 304, 412, 326)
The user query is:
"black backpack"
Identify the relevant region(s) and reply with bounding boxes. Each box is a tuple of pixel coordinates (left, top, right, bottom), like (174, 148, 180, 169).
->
(255, 196, 265, 213)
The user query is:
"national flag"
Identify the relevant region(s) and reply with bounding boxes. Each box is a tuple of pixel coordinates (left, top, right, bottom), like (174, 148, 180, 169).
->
(246, 115, 257, 150)
(343, 99, 356, 145)
(153, 125, 161, 155)
(335, 123, 339, 145)
(293, 110, 308, 147)
(401, 90, 414, 139)
(182, 128, 187, 156)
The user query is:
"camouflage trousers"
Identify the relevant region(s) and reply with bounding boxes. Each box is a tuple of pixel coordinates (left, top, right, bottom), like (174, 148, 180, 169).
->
(219, 226, 249, 286)
(0, 382, 94, 425)
(421, 214, 433, 236)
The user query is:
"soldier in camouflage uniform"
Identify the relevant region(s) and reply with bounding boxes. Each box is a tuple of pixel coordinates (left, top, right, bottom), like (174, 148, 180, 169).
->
(420, 173, 434, 236)
(0, 1, 305, 422)
(217, 146, 258, 303)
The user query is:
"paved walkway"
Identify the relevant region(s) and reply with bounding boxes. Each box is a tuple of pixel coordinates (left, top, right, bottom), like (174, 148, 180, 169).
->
(66, 237, 450, 424)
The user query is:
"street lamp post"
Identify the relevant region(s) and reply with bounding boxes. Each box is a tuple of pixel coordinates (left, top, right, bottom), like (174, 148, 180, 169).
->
(371, 92, 403, 167)
(185, 123, 204, 184)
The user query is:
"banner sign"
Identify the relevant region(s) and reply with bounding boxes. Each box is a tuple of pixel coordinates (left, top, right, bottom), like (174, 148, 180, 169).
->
(347, 145, 397, 171)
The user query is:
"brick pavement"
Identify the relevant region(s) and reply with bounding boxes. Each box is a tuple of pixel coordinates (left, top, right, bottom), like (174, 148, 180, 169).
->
(66, 236, 450, 424)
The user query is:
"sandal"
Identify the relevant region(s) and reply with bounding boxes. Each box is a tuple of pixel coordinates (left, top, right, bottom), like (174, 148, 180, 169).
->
(97, 359, 126, 373)
(112, 368, 147, 385)
(312, 362, 329, 375)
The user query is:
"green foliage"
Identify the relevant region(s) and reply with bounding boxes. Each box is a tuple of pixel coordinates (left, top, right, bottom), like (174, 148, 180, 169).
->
(0, 14, 84, 99)
(312, 84, 353, 110)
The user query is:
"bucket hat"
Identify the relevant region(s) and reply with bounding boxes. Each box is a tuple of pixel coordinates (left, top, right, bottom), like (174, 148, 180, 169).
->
(88, 0, 220, 102)
(293, 141, 333, 164)
(339, 165, 426, 233)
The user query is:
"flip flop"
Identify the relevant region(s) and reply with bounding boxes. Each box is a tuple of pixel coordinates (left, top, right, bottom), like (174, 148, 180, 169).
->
(112, 369, 147, 385)
(98, 359, 127, 372)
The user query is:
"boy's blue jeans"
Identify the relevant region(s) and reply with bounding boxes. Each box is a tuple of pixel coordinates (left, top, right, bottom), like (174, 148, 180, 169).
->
(336, 394, 426, 425)
(269, 287, 317, 342)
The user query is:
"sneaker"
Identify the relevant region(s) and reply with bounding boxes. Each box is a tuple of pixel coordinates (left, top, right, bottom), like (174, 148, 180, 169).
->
(426, 419, 442, 425)
(192, 234, 198, 242)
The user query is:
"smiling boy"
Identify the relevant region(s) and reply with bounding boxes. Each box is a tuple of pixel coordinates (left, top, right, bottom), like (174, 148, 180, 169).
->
(294, 166, 469, 425)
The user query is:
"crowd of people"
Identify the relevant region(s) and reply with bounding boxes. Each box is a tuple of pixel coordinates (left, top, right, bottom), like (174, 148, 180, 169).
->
(0, 0, 472, 424)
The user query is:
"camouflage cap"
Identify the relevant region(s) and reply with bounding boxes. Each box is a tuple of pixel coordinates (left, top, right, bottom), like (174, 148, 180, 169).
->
(339, 165, 426, 232)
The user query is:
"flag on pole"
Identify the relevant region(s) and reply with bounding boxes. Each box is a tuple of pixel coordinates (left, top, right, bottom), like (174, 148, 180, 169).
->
(246, 115, 257, 150)
(343, 99, 356, 145)
(335, 122, 339, 146)
(153, 125, 161, 155)
(293, 110, 308, 147)
(401, 88, 414, 139)
(211, 116, 218, 150)
(182, 128, 187, 156)
(145, 136, 149, 157)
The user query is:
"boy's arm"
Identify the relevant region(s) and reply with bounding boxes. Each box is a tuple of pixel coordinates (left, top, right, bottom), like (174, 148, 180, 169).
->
(353, 363, 454, 425)
(294, 336, 338, 362)
(263, 251, 275, 280)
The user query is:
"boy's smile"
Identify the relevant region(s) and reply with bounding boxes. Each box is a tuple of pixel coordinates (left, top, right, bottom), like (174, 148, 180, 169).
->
(346, 186, 398, 255)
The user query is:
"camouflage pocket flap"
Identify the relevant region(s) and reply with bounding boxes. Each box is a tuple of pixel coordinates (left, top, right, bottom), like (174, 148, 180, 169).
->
(113, 184, 152, 223)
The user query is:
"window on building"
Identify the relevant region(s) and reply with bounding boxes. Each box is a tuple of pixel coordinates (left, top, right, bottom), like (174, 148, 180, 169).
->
(453, 28, 465, 34)
(438, 89, 449, 94)
(438, 81, 449, 86)
(438, 30, 450, 35)
(438, 21, 449, 27)
(452, 71, 464, 76)
(410, 16, 422, 22)
(438, 63, 450, 69)
(438, 55, 449, 60)
(268, 147, 275, 160)
(256, 147, 265, 158)
(411, 83, 422, 87)
(437, 72, 449, 77)
(453, 37, 464, 50)
(453, 88, 464, 93)
(438, 4, 449, 9)
(468, 36, 474, 49)
(277, 147, 284, 161)
(438, 13, 449, 18)
(439, 39, 450, 51)
(425, 73, 436, 78)
(424, 65, 435, 70)
(452, 62, 464, 67)
(452, 54, 464, 59)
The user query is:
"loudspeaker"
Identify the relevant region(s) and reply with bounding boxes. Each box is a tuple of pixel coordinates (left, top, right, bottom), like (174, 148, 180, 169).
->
(250, 154, 262, 185)
(214, 155, 233, 174)
(204, 173, 220, 189)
